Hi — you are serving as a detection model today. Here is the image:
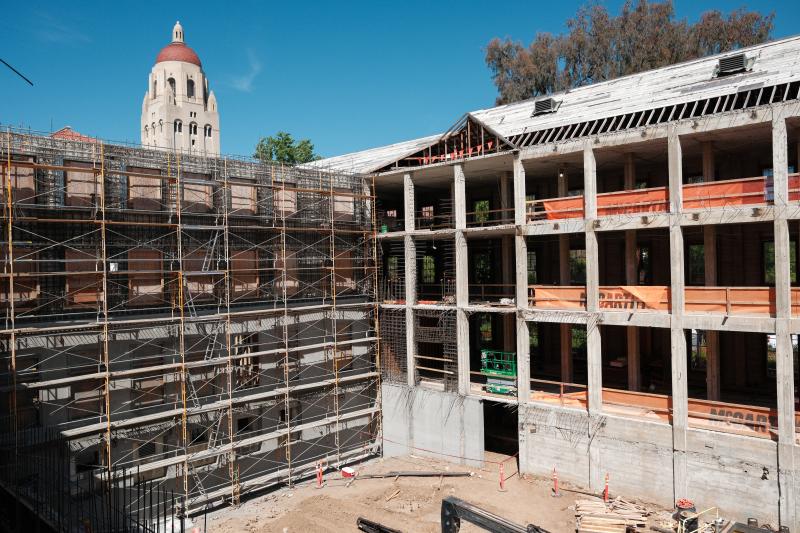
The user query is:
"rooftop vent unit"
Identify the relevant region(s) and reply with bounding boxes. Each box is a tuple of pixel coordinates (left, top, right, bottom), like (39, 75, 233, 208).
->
(716, 53, 750, 76)
(532, 98, 559, 117)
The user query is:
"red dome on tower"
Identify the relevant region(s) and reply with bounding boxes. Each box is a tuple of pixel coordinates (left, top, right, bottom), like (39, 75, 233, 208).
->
(155, 42, 202, 67)
(154, 21, 201, 67)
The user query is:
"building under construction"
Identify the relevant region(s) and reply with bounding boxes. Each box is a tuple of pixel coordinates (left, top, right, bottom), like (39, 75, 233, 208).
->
(0, 128, 380, 528)
(312, 36, 800, 531)
(6, 32, 800, 533)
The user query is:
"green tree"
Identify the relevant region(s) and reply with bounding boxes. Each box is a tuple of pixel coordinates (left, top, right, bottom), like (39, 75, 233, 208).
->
(253, 132, 320, 165)
(485, 0, 774, 105)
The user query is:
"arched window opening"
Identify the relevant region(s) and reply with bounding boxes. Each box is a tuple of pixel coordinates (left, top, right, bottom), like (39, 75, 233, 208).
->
(189, 123, 198, 135)
(167, 77, 176, 102)
(187, 79, 195, 99)
(144, 125, 149, 138)
(158, 119, 163, 133)
(152, 79, 157, 99)
(204, 125, 212, 138)
(174, 120, 182, 133)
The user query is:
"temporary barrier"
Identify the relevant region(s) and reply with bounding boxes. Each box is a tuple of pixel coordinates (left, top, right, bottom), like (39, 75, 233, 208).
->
(789, 173, 800, 201)
(684, 286, 775, 316)
(597, 186, 669, 216)
(683, 176, 766, 210)
(529, 378, 588, 409)
(601, 388, 671, 422)
(686, 397, 793, 440)
(599, 286, 670, 311)
(523, 174, 800, 222)
(529, 285, 586, 309)
(526, 196, 584, 221)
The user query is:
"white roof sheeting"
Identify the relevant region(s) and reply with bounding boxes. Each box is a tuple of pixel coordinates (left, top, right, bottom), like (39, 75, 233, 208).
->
(307, 134, 442, 174)
(315, 35, 800, 174)
(471, 35, 800, 140)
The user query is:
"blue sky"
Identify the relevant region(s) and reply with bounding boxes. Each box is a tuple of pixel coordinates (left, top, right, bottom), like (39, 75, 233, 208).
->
(1, 1, 798, 159)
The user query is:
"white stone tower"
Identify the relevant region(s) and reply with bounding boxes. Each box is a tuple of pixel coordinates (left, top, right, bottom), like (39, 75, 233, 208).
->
(141, 22, 220, 154)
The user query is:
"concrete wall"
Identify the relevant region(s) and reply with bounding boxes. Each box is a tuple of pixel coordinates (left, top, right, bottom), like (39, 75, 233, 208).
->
(381, 382, 483, 467)
(518, 401, 790, 527)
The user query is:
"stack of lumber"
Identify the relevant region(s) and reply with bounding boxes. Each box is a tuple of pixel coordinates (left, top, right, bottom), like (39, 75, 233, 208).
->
(575, 497, 649, 533)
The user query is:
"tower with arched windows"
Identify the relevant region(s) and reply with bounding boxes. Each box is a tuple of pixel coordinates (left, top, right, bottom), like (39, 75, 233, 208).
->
(141, 21, 220, 154)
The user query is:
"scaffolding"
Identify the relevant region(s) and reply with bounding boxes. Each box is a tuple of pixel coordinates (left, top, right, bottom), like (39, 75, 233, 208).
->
(0, 128, 381, 524)
(413, 310, 458, 391)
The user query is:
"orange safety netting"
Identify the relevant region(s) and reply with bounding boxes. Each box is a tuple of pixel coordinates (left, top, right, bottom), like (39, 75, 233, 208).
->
(597, 187, 669, 216)
(684, 287, 775, 316)
(599, 286, 670, 311)
(529, 286, 586, 309)
(683, 176, 765, 210)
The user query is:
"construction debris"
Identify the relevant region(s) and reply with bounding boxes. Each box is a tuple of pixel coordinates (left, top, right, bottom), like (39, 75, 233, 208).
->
(576, 497, 650, 533)
(357, 470, 472, 480)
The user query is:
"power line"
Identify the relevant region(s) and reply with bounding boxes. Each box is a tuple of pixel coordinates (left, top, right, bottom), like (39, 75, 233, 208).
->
(0, 58, 33, 86)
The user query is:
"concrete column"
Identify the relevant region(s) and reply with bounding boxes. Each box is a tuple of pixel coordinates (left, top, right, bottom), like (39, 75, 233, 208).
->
(584, 143, 602, 412)
(583, 144, 597, 220)
(513, 158, 531, 404)
(701, 142, 720, 401)
(668, 127, 688, 501)
(773, 113, 797, 530)
(624, 153, 640, 391)
(513, 156, 526, 226)
(404, 235, 417, 388)
(584, 143, 599, 313)
(454, 164, 466, 230)
(404, 172, 418, 388)
(454, 163, 470, 395)
(403, 173, 415, 232)
(668, 130, 683, 215)
(516, 318, 531, 403)
(587, 315, 603, 414)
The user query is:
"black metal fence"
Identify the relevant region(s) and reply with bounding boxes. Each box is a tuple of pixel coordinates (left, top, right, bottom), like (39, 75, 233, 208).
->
(0, 423, 200, 532)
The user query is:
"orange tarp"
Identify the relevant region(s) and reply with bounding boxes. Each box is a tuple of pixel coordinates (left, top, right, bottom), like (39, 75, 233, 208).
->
(597, 187, 669, 216)
(529, 286, 585, 309)
(602, 388, 671, 421)
(540, 196, 584, 220)
(789, 173, 800, 201)
(683, 176, 765, 210)
(686, 397, 793, 439)
(599, 286, 670, 311)
(685, 286, 774, 316)
(530, 390, 587, 409)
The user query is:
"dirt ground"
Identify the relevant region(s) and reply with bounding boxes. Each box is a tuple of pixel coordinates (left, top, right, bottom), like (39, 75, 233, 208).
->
(204, 452, 669, 533)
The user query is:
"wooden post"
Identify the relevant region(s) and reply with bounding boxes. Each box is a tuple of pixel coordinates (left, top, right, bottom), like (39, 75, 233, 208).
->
(624, 153, 640, 392)
(700, 142, 721, 401)
(558, 167, 573, 383)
